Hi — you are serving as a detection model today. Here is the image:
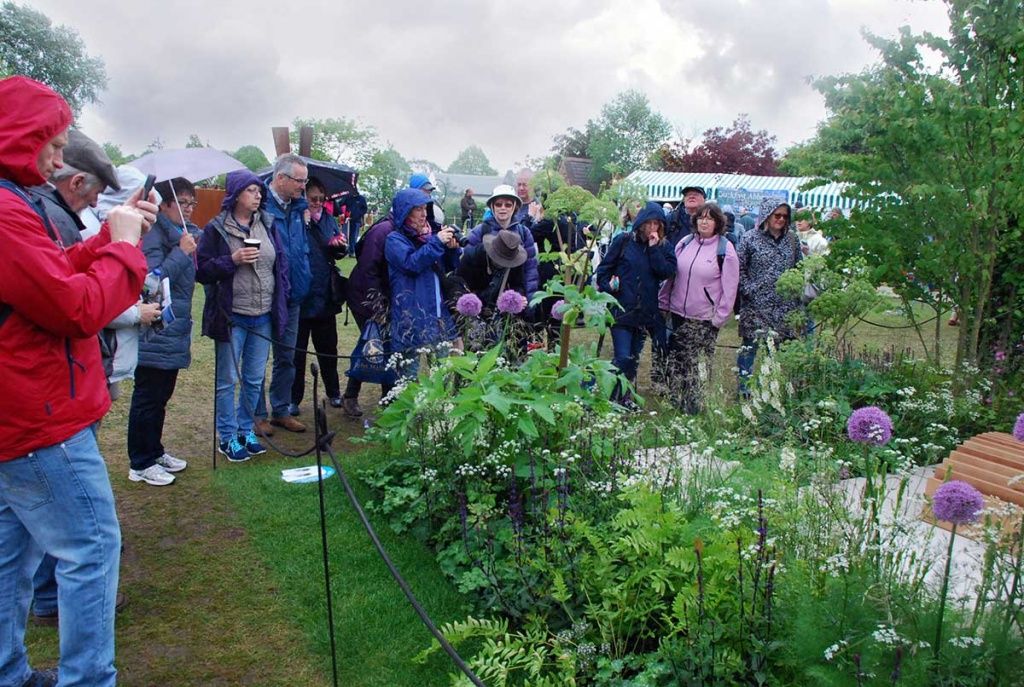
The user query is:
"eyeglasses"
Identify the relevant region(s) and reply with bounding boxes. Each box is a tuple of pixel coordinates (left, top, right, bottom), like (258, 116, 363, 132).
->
(176, 199, 198, 209)
(283, 172, 309, 185)
(770, 212, 790, 221)
(492, 200, 516, 209)
(307, 196, 325, 204)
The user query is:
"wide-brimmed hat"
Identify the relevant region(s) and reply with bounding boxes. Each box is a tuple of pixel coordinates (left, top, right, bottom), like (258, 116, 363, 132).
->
(486, 184, 522, 211)
(483, 229, 527, 268)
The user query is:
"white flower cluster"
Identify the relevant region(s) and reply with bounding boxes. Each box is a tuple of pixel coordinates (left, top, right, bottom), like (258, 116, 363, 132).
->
(948, 635, 984, 649)
(454, 450, 513, 481)
(871, 625, 904, 647)
(820, 553, 850, 577)
(823, 639, 848, 661)
(780, 447, 798, 474)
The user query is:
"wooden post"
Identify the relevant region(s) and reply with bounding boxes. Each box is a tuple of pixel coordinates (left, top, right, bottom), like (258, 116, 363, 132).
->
(272, 127, 291, 156)
(299, 126, 313, 157)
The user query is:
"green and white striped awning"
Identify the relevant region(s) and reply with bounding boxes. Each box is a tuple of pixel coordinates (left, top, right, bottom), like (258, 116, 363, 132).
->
(626, 170, 859, 211)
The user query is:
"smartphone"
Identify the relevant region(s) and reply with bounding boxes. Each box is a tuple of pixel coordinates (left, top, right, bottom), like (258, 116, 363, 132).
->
(142, 174, 157, 199)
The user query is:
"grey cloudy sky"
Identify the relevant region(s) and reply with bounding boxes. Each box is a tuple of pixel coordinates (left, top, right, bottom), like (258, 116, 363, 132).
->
(29, 0, 949, 173)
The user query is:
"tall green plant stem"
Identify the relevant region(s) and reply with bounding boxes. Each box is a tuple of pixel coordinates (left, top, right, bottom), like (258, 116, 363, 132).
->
(933, 522, 958, 661)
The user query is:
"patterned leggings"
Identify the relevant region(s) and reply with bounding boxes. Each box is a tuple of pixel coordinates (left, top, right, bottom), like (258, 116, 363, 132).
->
(667, 316, 719, 414)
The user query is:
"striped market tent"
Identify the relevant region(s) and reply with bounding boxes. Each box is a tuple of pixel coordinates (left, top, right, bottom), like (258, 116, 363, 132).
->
(626, 170, 859, 212)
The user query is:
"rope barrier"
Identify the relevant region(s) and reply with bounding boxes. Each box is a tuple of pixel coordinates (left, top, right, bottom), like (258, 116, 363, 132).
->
(213, 332, 486, 684)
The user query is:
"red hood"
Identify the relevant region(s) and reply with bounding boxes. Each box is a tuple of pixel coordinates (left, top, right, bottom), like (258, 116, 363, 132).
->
(0, 76, 73, 187)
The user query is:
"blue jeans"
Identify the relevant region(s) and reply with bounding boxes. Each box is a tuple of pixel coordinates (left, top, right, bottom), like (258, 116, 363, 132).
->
(737, 336, 758, 395)
(255, 303, 300, 419)
(610, 325, 648, 400)
(0, 427, 120, 687)
(216, 313, 272, 442)
(31, 555, 57, 617)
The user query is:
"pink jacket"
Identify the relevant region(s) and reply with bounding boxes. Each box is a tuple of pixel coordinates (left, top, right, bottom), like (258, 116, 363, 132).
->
(659, 235, 739, 328)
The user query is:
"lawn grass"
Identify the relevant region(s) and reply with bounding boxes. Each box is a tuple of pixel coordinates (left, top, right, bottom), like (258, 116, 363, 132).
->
(20, 260, 963, 685)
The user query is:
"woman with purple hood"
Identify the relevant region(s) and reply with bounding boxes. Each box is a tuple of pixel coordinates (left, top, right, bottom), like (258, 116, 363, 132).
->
(196, 170, 290, 462)
(384, 188, 461, 381)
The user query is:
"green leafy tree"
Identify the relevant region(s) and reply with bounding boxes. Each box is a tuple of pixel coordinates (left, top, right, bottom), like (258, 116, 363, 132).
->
(290, 116, 377, 168)
(790, 0, 1024, 369)
(232, 145, 270, 172)
(0, 2, 107, 116)
(185, 133, 208, 148)
(361, 145, 411, 214)
(585, 90, 671, 187)
(447, 145, 497, 175)
(102, 142, 130, 166)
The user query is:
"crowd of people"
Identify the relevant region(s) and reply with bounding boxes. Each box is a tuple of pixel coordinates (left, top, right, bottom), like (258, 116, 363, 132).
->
(0, 73, 837, 686)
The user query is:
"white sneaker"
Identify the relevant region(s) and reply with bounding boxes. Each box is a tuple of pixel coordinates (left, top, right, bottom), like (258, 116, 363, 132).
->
(129, 464, 176, 486)
(155, 452, 188, 473)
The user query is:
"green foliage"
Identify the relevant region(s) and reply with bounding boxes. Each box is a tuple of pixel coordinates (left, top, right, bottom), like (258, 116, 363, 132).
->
(0, 1, 107, 116)
(789, 0, 1024, 368)
(543, 185, 595, 221)
(185, 133, 208, 149)
(447, 145, 497, 176)
(531, 167, 567, 199)
(361, 145, 411, 213)
(776, 256, 884, 349)
(102, 142, 130, 166)
(585, 90, 672, 187)
(232, 144, 271, 172)
(290, 116, 378, 167)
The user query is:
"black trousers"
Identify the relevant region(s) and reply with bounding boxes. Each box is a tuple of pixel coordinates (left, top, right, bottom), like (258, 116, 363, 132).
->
(127, 366, 179, 471)
(291, 315, 340, 405)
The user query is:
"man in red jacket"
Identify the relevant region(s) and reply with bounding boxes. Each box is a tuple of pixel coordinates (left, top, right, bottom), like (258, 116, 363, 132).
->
(0, 76, 155, 687)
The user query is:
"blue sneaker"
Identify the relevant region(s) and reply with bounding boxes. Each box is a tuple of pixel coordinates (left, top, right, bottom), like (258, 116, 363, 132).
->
(241, 430, 267, 456)
(218, 438, 250, 462)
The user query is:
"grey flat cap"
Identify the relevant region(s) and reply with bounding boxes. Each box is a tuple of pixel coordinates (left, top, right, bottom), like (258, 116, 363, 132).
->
(64, 129, 121, 191)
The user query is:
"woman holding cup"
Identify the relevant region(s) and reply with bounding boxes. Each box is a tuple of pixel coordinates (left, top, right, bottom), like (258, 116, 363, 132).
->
(196, 170, 290, 462)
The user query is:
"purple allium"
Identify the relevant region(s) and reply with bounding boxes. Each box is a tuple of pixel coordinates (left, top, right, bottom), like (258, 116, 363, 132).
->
(1014, 413, 1024, 442)
(455, 293, 483, 317)
(932, 480, 985, 525)
(846, 406, 893, 446)
(496, 289, 527, 315)
(551, 299, 567, 321)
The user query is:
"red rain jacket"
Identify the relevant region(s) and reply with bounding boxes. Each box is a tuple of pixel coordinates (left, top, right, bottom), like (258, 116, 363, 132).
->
(0, 76, 147, 460)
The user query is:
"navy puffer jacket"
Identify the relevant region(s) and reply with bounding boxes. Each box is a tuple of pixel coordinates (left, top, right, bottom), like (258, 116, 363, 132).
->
(137, 213, 199, 369)
(595, 202, 677, 328)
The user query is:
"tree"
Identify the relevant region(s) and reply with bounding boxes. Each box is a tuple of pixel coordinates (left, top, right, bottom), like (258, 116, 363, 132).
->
(360, 145, 411, 214)
(0, 2, 107, 116)
(102, 142, 130, 166)
(585, 90, 671, 187)
(185, 133, 208, 148)
(233, 145, 270, 172)
(290, 116, 378, 168)
(792, 0, 1024, 370)
(551, 125, 592, 162)
(657, 115, 780, 175)
(447, 145, 497, 175)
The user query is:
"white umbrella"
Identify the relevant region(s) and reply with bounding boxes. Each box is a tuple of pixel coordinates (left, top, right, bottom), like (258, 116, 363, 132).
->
(130, 148, 247, 225)
(130, 148, 247, 182)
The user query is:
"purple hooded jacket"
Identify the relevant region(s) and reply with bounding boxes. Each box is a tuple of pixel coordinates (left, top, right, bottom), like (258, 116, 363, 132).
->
(195, 170, 290, 342)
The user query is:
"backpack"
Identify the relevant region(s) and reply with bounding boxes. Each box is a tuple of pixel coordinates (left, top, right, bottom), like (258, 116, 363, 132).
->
(0, 179, 61, 328)
(680, 233, 728, 272)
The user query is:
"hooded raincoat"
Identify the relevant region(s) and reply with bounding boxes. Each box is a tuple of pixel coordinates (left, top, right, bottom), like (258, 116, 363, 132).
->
(736, 197, 803, 341)
(0, 76, 148, 459)
(385, 189, 460, 352)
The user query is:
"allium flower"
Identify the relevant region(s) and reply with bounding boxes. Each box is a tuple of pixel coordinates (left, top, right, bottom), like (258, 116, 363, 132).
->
(551, 299, 568, 321)
(932, 480, 984, 525)
(455, 293, 482, 317)
(496, 289, 527, 315)
(846, 406, 893, 445)
(1014, 413, 1024, 442)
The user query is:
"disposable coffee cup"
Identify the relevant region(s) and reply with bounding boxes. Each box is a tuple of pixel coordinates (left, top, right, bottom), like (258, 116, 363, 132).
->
(243, 238, 261, 250)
